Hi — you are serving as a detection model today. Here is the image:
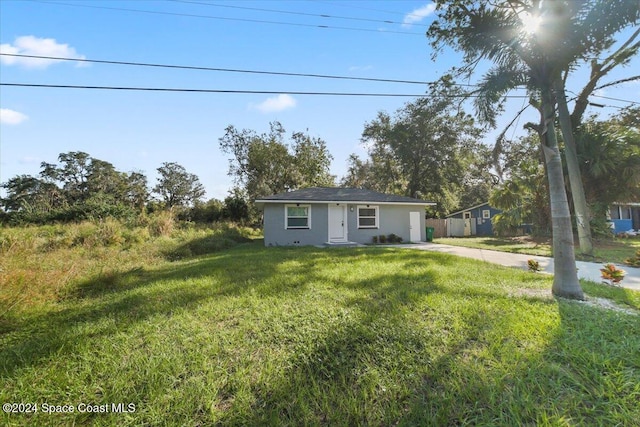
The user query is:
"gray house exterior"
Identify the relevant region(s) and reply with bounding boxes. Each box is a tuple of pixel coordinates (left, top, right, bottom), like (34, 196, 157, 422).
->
(255, 188, 436, 246)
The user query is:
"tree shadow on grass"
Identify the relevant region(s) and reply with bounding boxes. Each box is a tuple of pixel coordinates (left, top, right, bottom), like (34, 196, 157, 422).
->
(1, 244, 313, 378)
(1, 245, 446, 380)
(208, 254, 639, 426)
(7, 245, 632, 425)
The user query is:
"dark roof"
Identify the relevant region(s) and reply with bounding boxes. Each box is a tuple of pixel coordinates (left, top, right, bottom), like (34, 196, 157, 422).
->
(446, 202, 491, 218)
(255, 187, 435, 205)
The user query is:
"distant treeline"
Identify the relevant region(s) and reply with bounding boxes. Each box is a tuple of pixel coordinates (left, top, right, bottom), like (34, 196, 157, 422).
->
(0, 151, 248, 225)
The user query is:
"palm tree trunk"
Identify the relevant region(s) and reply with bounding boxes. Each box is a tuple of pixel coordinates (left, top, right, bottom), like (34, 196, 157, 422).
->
(540, 87, 584, 300)
(554, 79, 594, 256)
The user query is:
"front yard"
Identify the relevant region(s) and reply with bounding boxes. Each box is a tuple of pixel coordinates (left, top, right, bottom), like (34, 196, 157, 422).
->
(1, 225, 639, 426)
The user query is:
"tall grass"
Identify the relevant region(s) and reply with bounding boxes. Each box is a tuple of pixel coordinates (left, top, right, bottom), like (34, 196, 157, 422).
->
(0, 217, 259, 317)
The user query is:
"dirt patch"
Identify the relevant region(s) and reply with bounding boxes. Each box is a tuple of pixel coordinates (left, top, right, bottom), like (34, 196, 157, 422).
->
(510, 288, 638, 315)
(576, 296, 639, 316)
(509, 287, 554, 301)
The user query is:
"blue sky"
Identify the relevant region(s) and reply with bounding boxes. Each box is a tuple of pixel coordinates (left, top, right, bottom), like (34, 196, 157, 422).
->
(1, 1, 638, 201)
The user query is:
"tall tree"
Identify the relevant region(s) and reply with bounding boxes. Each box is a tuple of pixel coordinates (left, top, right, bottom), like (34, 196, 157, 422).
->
(153, 162, 205, 210)
(428, 1, 587, 298)
(219, 121, 335, 201)
(449, 1, 640, 256)
(343, 82, 487, 216)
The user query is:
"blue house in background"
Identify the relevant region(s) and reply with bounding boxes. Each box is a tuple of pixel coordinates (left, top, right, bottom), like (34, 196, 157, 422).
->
(446, 202, 502, 236)
(609, 203, 640, 234)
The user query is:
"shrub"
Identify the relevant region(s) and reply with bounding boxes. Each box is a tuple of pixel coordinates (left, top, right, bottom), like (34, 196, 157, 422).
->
(97, 218, 125, 246)
(379, 234, 387, 244)
(387, 233, 403, 243)
(372, 236, 378, 244)
(147, 211, 176, 237)
(624, 250, 640, 268)
(600, 263, 626, 286)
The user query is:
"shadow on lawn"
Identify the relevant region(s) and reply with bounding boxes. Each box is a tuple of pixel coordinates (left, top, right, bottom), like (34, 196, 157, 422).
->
(0, 245, 450, 379)
(4, 244, 637, 425)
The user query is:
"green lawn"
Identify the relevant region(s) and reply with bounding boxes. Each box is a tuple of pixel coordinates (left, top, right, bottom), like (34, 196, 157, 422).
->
(1, 226, 639, 426)
(435, 236, 640, 264)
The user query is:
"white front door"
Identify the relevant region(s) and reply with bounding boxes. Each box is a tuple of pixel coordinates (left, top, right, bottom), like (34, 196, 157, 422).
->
(328, 205, 347, 242)
(409, 211, 421, 242)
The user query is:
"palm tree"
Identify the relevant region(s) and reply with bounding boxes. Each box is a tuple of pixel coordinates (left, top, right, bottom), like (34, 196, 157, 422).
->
(428, 1, 587, 298)
(428, 0, 640, 298)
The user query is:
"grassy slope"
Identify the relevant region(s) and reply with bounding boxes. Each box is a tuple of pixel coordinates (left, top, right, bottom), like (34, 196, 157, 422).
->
(1, 232, 639, 426)
(435, 236, 640, 264)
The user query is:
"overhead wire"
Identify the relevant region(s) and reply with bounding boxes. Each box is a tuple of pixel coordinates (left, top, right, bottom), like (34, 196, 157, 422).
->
(27, 0, 424, 36)
(0, 53, 463, 86)
(168, 0, 428, 27)
(0, 83, 535, 98)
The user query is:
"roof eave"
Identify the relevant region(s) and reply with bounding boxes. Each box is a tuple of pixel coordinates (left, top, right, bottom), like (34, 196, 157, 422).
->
(255, 199, 436, 206)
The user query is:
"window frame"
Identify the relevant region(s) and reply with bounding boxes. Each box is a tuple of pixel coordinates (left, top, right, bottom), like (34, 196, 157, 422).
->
(357, 205, 379, 229)
(482, 209, 491, 219)
(285, 204, 311, 229)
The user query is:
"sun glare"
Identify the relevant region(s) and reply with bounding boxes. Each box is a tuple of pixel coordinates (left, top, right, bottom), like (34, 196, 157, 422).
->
(521, 12, 542, 34)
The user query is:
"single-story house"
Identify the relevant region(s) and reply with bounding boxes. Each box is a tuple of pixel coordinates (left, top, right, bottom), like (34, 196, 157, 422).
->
(445, 202, 501, 236)
(609, 203, 640, 234)
(255, 187, 436, 246)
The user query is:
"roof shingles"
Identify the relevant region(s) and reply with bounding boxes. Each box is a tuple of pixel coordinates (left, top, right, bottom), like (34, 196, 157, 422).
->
(255, 187, 434, 205)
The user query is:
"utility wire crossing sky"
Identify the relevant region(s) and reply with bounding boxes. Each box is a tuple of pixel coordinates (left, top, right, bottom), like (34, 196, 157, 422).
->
(1, 1, 638, 200)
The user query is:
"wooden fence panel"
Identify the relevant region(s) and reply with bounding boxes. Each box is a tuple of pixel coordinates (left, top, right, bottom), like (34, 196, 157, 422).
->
(425, 219, 447, 238)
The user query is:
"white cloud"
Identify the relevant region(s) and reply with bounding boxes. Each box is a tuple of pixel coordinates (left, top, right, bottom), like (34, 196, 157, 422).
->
(402, 3, 437, 27)
(19, 156, 40, 164)
(0, 108, 28, 125)
(348, 65, 373, 72)
(250, 94, 297, 113)
(0, 36, 85, 69)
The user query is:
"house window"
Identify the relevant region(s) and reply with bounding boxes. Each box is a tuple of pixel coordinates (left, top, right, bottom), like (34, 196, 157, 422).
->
(621, 206, 632, 220)
(285, 205, 310, 229)
(610, 207, 621, 220)
(482, 209, 491, 219)
(358, 205, 379, 228)
(463, 212, 471, 219)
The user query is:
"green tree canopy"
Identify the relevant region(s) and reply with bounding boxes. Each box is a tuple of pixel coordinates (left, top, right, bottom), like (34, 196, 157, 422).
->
(219, 121, 335, 201)
(1, 151, 150, 223)
(153, 162, 205, 210)
(343, 82, 489, 216)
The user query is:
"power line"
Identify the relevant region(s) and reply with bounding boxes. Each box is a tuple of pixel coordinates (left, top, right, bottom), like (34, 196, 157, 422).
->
(315, 0, 410, 18)
(28, 0, 423, 36)
(590, 93, 639, 105)
(0, 53, 444, 86)
(0, 83, 534, 98)
(169, 0, 428, 27)
(0, 83, 427, 96)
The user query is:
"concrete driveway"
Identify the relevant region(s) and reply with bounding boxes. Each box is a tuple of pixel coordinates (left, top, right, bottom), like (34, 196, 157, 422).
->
(390, 242, 640, 291)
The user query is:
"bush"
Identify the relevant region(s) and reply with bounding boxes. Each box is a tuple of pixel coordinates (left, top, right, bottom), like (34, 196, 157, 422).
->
(624, 250, 640, 268)
(97, 218, 125, 246)
(147, 211, 176, 237)
(387, 233, 402, 243)
(600, 263, 626, 286)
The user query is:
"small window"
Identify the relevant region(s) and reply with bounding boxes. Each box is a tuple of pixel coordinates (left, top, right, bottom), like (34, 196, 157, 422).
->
(621, 206, 632, 220)
(482, 209, 491, 219)
(463, 212, 471, 219)
(358, 206, 379, 228)
(610, 207, 621, 220)
(286, 205, 310, 229)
